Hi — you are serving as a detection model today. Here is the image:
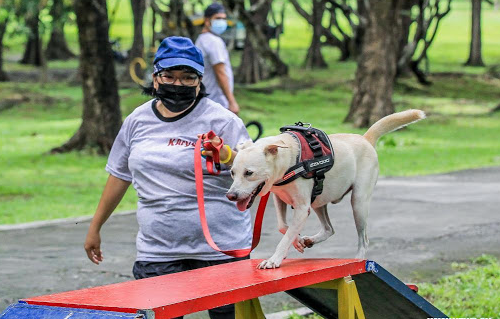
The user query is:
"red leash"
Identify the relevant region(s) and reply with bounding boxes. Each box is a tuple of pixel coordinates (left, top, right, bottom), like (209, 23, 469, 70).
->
(194, 132, 270, 257)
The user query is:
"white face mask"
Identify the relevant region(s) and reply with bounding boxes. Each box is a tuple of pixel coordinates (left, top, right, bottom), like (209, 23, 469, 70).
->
(210, 19, 227, 35)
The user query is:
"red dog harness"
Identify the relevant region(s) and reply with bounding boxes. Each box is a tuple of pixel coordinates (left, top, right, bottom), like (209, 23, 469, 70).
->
(274, 123, 335, 203)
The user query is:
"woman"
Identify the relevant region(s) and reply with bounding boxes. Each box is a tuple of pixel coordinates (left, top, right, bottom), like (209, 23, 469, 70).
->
(84, 36, 252, 319)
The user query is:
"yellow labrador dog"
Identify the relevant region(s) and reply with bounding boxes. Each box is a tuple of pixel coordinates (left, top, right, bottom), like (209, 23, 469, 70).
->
(226, 110, 425, 269)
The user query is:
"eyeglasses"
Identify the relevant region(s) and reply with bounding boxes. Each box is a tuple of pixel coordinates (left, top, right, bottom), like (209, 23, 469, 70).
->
(157, 72, 199, 86)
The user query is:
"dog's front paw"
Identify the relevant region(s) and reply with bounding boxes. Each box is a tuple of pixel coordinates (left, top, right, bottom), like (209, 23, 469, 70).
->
(257, 257, 283, 269)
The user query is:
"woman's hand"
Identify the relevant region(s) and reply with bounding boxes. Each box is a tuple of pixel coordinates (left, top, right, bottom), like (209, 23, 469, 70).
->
(198, 133, 230, 162)
(83, 175, 131, 265)
(84, 230, 103, 265)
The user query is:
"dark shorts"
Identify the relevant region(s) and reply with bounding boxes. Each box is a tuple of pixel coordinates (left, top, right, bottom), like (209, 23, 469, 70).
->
(132, 256, 249, 319)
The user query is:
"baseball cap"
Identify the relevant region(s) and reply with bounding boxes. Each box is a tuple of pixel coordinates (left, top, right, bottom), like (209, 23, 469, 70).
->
(204, 2, 225, 18)
(153, 36, 204, 75)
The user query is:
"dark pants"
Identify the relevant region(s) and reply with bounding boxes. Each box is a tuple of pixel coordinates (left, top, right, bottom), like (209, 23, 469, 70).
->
(133, 257, 248, 319)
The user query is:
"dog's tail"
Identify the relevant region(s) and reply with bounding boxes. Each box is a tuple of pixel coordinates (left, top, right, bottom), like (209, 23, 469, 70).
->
(363, 109, 426, 147)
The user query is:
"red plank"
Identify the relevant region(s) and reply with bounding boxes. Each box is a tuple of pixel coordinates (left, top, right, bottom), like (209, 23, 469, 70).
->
(23, 258, 366, 318)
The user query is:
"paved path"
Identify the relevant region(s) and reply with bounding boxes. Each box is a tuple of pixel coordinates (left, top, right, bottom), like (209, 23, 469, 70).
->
(1, 167, 500, 317)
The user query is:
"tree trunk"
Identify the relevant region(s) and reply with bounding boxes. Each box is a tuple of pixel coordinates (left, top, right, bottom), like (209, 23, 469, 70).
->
(396, 0, 418, 77)
(153, 0, 195, 40)
(350, 0, 367, 59)
(20, 10, 43, 66)
(465, 0, 484, 66)
(46, 0, 75, 60)
(237, 36, 268, 84)
(122, 0, 145, 82)
(304, 0, 327, 69)
(51, 0, 122, 154)
(0, 18, 9, 81)
(235, 0, 271, 83)
(230, 0, 288, 83)
(344, 0, 402, 128)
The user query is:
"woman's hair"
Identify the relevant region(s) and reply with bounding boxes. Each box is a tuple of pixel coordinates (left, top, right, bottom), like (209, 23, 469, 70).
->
(142, 82, 155, 96)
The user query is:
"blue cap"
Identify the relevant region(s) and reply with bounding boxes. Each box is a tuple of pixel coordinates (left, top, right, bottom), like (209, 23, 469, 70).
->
(153, 36, 204, 75)
(204, 2, 225, 17)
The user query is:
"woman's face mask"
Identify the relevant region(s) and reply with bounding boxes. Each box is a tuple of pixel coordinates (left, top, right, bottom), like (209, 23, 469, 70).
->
(155, 83, 198, 113)
(210, 19, 227, 35)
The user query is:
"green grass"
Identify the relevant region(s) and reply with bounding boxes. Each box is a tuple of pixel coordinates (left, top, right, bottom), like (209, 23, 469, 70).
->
(0, 83, 149, 224)
(419, 255, 500, 318)
(287, 313, 322, 319)
(1, 1, 500, 224)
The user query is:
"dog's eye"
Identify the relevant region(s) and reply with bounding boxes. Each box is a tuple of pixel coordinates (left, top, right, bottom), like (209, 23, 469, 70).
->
(230, 169, 235, 178)
(244, 170, 253, 177)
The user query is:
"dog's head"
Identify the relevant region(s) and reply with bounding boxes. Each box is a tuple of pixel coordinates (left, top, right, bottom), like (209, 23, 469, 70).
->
(226, 137, 288, 211)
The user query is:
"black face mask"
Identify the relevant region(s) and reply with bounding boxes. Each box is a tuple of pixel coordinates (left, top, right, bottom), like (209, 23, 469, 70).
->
(155, 83, 198, 113)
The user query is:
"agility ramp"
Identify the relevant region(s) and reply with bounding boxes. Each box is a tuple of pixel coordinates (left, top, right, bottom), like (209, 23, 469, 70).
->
(0, 259, 447, 319)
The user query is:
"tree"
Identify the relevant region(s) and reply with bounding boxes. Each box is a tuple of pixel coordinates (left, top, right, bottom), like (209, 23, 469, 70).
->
(305, 0, 327, 69)
(223, 0, 288, 83)
(45, 0, 75, 60)
(465, 0, 485, 66)
(290, 0, 361, 62)
(304, 0, 328, 68)
(0, 8, 9, 81)
(122, 0, 146, 81)
(397, 0, 452, 84)
(151, 0, 197, 40)
(51, 0, 121, 154)
(19, 3, 44, 66)
(344, 0, 403, 127)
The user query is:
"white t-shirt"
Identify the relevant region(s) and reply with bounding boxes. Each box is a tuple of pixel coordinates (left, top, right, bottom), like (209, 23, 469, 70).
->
(195, 32, 234, 109)
(106, 96, 251, 261)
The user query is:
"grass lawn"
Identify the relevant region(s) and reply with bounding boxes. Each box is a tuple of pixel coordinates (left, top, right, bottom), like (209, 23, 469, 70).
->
(419, 255, 500, 318)
(0, 1, 499, 225)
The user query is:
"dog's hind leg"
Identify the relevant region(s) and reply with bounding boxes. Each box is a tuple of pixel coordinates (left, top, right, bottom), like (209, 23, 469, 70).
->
(351, 191, 372, 259)
(273, 194, 288, 235)
(351, 161, 378, 259)
(300, 205, 334, 248)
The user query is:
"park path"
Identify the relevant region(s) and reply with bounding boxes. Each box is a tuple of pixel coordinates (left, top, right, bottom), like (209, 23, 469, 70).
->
(1, 167, 500, 317)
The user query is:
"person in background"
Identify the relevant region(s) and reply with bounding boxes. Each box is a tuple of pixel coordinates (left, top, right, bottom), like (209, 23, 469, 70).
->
(84, 36, 251, 319)
(195, 2, 240, 115)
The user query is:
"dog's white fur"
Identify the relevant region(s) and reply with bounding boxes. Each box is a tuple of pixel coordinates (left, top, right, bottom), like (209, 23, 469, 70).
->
(227, 110, 426, 269)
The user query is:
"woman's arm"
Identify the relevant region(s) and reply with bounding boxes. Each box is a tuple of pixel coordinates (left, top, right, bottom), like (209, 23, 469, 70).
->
(84, 174, 131, 264)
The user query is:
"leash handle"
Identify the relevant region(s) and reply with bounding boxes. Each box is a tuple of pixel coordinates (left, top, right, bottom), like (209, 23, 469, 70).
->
(194, 136, 270, 258)
(202, 130, 224, 175)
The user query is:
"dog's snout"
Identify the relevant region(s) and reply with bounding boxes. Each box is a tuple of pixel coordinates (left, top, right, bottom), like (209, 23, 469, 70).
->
(226, 192, 238, 201)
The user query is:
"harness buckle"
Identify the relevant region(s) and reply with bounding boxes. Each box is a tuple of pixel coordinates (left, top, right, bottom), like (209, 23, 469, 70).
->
(313, 178, 324, 196)
(308, 139, 321, 151)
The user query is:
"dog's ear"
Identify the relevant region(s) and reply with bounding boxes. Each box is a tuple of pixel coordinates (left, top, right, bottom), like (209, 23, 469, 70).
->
(264, 140, 288, 156)
(236, 140, 253, 151)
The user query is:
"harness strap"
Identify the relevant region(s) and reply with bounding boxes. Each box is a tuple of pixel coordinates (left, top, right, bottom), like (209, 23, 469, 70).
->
(194, 136, 270, 258)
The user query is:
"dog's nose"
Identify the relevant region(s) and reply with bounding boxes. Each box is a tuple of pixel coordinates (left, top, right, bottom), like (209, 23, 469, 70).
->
(226, 192, 238, 201)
